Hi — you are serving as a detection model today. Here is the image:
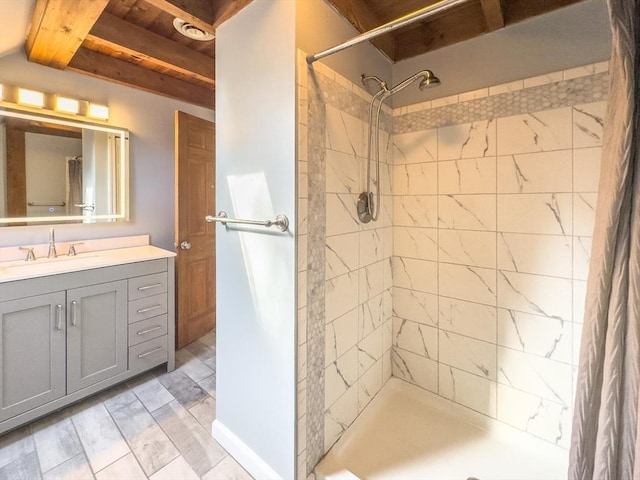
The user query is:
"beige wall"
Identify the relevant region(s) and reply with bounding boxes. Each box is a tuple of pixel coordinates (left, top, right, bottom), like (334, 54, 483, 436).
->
(391, 0, 611, 107)
(296, 0, 392, 90)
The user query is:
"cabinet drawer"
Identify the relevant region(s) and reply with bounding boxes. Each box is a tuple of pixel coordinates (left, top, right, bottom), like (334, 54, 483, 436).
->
(129, 335, 168, 370)
(128, 273, 168, 301)
(128, 315, 168, 346)
(128, 294, 167, 324)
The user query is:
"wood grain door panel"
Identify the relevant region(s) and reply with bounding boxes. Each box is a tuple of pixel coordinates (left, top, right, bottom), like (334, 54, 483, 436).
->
(175, 111, 215, 348)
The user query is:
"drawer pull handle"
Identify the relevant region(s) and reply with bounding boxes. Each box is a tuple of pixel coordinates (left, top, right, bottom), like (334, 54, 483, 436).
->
(138, 283, 163, 291)
(71, 301, 78, 326)
(137, 326, 163, 335)
(138, 347, 163, 359)
(137, 305, 163, 314)
(56, 304, 63, 331)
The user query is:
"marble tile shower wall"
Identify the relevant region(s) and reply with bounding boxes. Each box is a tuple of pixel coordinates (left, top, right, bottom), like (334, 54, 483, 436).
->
(296, 51, 395, 477)
(390, 62, 608, 449)
(322, 99, 394, 450)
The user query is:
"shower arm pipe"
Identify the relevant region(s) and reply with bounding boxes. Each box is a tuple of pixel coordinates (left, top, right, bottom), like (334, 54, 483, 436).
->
(306, 0, 468, 65)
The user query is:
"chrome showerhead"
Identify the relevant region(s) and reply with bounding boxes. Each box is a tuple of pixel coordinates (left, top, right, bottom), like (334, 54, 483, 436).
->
(418, 70, 441, 90)
(386, 69, 441, 95)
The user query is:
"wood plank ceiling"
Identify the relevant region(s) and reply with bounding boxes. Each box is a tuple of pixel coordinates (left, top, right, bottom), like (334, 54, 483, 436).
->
(25, 0, 585, 109)
(25, 0, 252, 109)
(326, 0, 587, 61)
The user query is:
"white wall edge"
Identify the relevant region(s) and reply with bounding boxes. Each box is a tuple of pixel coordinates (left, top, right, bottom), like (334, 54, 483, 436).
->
(212, 419, 283, 480)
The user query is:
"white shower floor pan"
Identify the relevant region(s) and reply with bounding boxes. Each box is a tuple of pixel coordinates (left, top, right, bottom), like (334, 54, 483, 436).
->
(315, 378, 568, 480)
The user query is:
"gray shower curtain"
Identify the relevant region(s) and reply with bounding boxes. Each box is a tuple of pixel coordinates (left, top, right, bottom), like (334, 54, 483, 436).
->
(568, 0, 640, 479)
(66, 157, 83, 216)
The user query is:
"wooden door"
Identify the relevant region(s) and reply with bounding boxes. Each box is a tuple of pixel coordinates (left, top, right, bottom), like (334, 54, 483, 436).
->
(175, 111, 216, 348)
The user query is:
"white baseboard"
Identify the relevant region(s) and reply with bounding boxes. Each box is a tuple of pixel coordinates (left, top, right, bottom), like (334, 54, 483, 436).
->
(212, 419, 282, 480)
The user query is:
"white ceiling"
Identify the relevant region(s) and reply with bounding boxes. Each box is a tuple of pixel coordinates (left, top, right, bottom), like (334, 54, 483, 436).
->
(0, 0, 35, 57)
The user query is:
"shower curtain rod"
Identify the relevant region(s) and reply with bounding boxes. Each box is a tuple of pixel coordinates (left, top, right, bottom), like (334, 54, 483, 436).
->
(306, 0, 468, 65)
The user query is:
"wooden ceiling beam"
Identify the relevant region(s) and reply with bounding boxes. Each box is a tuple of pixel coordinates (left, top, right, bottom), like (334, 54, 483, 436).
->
(143, 0, 253, 33)
(210, 0, 254, 29)
(26, 0, 110, 69)
(504, 0, 584, 23)
(325, 0, 396, 60)
(68, 48, 214, 109)
(479, 0, 505, 31)
(87, 12, 214, 85)
(393, 2, 487, 61)
(143, 0, 215, 34)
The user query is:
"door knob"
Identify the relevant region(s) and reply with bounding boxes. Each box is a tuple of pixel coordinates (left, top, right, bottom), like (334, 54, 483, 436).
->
(180, 241, 192, 250)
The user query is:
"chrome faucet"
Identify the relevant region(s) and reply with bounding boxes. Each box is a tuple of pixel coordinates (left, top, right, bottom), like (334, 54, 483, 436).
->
(48, 227, 57, 259)
(19, 247, 36, 261)
(68, 242, 84, 256)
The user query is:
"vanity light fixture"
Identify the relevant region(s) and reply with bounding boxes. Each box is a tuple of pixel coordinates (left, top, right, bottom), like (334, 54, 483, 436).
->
(88, 103, 109, 120)
(55, 96, 80, 115)
(17, 88, 45, 108)
(0, 83, 110, 124)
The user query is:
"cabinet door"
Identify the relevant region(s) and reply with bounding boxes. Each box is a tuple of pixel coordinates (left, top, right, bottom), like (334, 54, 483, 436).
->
(0, 292, 66, 422)
(67, 280, 127, 394)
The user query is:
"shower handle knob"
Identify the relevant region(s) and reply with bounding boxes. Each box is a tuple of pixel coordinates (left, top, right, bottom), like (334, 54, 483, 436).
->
(180, 241, 192, 250)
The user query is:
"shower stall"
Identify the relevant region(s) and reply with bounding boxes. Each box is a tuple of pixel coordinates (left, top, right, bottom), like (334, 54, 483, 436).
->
(298, 50, 607, 480)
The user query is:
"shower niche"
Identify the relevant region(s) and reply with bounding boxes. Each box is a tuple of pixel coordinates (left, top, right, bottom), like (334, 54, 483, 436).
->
(0, 108, 129, 226)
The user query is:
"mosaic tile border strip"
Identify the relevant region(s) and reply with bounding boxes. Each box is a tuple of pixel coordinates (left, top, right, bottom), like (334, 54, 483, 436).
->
(302, 62, 396, 475)
(393, 60, 609, 115)
(304, 68, 328, 475)
(394, 70, 609, 133)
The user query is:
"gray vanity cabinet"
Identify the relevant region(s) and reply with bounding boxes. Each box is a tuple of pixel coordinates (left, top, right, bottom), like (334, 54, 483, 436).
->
(0, 255, 175, 434)
(66, 281, 128, 394)
(0, 292, 66, 422)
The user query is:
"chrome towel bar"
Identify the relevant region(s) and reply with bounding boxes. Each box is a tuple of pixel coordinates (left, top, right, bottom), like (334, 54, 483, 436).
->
(28, 201, 66, 207)
(205, 211, 289, 232)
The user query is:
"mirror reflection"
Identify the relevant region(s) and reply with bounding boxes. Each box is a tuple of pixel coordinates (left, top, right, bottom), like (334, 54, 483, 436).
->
(0, 110, 128, 226)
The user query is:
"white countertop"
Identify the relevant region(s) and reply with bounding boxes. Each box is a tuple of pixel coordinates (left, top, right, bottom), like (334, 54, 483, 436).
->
(0, 244, 175, 283)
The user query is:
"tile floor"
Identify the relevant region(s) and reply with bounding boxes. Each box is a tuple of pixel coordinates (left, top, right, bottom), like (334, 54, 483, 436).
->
(0, 330, 253, 480)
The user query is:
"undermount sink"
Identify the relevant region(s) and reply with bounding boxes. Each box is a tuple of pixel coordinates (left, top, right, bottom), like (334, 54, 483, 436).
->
(0, 238, 177, 283)
(0, 253, 102, 276)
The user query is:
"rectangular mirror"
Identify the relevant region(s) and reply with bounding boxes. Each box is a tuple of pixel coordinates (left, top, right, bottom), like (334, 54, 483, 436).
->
(0, 108, 128, 226)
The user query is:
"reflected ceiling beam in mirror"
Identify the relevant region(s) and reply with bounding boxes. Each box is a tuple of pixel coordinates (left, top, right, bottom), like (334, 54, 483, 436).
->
(26, 0, 110, 69)
(86, 12, 215, 86)
(3, 117, 82, 139)
(480, 0, 505, 31)
(5, 126, 26, 219)
(68, 48, 214, 109)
